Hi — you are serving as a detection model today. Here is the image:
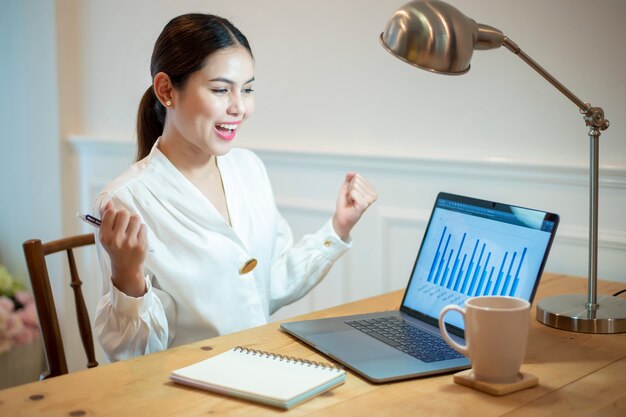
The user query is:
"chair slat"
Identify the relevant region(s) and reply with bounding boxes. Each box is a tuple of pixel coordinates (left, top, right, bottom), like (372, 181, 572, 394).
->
(23, 233, 97, 378)
(23, 239, 68, 379)
(43, 234, 95, 255)
(67, 248, 98, 369)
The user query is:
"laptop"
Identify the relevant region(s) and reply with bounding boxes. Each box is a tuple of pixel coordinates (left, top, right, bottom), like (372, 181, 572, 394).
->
(281, 192, 559, 383)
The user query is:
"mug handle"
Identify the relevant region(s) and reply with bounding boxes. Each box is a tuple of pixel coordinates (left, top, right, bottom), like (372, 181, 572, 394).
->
(439, 305, 468, 356)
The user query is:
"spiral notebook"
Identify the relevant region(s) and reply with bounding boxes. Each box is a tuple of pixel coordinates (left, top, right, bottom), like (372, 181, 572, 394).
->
(170, 347, 346, 409)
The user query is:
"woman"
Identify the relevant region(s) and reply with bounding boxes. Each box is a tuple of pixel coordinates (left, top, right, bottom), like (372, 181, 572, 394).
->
(94, 13, 377, 361)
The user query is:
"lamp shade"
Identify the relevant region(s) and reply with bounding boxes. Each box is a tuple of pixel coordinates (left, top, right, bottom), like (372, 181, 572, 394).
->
(380, 0, 505, 75)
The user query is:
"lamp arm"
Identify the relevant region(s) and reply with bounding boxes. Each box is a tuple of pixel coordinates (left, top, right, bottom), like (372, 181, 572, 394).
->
(502, 36, 611, 309)
(478, 33, 610, 131)
(502, 38, 590, 113)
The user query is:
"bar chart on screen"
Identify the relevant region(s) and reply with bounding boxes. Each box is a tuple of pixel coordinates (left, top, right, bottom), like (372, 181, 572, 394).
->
(426, 226, 528, 298)
(403, 201, 553, 327)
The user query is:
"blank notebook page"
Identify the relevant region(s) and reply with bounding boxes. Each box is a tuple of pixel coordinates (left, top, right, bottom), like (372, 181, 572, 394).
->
(170, 347, 345, 405)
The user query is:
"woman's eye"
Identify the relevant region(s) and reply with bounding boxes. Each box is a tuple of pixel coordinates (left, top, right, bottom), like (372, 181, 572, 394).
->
(212, 88, 229, 95)
(242, 88, 254, 95)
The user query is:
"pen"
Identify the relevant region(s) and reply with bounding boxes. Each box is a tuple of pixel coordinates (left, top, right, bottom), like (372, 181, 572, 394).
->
(77, 213, 101, 228)
(76, 213, 155, 252)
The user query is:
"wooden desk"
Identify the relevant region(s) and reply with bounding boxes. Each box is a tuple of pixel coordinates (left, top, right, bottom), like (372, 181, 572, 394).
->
(1, 273, 625, 416)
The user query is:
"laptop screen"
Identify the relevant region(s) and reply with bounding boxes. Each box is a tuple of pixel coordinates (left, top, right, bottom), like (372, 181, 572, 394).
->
(401, 193, 559, 331)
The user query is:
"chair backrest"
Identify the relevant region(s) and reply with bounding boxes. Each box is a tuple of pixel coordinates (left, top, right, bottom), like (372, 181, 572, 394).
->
(22, 233, 98, 379)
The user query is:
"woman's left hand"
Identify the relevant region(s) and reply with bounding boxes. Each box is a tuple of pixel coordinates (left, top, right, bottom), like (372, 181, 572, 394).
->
(332, 172, 378, 241)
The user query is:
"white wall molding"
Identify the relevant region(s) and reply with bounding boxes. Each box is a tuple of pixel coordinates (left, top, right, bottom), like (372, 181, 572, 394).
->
(68, 135, 626, 256)
(67, 135, 135, 157)
(377, 206, 428, 293)
(68, 134, 626, 285)
(67, 136, 626, 190)
(64, 133, 626, 372)
(556, 226, 626, 252)
(275, 196, 334, 217)
(255, 147, 626, 190)
(268, 197, 347, 321)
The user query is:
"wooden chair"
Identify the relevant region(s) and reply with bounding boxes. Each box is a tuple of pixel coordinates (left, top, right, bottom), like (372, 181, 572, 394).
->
(23, 233, 98, 379)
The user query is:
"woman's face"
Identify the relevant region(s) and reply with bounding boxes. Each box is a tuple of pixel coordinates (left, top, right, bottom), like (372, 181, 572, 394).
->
(169, 46, 255, 157)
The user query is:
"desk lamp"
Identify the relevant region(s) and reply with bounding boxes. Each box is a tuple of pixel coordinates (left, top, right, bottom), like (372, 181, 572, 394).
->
(380, 0, 625, 333)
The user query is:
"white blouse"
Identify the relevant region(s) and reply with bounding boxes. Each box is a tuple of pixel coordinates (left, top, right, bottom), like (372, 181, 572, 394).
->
(93, 141, 350, 362)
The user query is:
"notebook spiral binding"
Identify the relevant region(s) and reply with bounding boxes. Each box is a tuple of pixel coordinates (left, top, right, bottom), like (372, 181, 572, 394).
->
(234, 346, 343, 372)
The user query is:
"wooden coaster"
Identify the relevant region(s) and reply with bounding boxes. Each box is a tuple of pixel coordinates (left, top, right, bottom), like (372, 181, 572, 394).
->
(453, 370, 539, 396)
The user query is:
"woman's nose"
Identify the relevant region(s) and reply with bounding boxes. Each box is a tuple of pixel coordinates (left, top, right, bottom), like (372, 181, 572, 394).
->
(227, 93, 245, 116)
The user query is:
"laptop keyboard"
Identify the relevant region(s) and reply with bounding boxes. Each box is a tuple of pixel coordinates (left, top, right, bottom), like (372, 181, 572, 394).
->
(346, 316, 465, 363)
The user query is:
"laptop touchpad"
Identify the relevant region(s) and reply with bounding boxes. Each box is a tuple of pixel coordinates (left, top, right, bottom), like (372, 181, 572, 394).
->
(308, 330, 400, 361)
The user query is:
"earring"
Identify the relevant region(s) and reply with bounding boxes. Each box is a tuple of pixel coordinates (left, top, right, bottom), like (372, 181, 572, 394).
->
(165, 100, 172, 106)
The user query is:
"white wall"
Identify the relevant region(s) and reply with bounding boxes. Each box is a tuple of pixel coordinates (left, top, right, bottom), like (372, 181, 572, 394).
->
(0, 0, 70, 384)
(62, 0, 626, 166)
(61, 0, 626, 273)
(0, 2, 62, 292)
(2, 0, 625, 373)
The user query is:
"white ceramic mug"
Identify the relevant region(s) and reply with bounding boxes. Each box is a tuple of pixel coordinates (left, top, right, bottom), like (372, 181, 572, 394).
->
(439, 296, 531, 384)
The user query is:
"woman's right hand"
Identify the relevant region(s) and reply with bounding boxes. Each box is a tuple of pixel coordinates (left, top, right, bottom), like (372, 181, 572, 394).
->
(99, 201, 149, 297)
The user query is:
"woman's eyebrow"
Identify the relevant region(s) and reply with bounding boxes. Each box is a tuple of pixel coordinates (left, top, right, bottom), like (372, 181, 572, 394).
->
(209, 77, 255, 84)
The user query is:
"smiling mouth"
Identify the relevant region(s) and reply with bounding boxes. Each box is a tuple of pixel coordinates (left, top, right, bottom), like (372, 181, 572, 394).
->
(214, 123, 239, 141)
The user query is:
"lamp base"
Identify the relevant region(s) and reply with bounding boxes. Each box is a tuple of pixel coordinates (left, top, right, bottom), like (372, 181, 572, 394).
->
(537, 294, 626, 334)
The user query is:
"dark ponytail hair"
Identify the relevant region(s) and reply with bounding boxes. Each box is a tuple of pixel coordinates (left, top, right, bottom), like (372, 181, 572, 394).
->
(136, 14, 253, 161)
